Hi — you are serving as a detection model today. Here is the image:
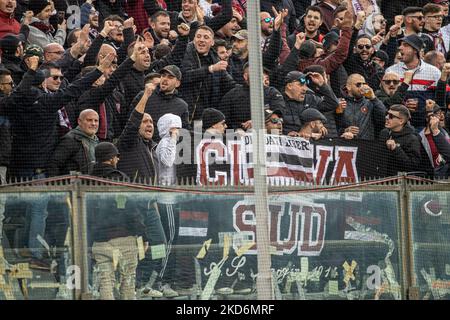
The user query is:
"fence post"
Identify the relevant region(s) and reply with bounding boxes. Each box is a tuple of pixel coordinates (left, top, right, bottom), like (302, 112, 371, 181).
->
(70, 176, 89, 299)
(399, 173, 412, 299)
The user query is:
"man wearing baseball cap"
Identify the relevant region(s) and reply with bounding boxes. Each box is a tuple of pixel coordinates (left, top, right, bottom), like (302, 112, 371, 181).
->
(298, 108, 328, 141)
(229, 29, 248, 85)
(385, 33, 444, 130)
(0, 33, 26, 84)
(281, 70, 338, 136)
(140, 65, 189, 142)
(264, 108, 283, 135)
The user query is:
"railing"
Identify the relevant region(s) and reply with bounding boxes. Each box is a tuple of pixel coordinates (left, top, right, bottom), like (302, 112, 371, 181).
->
(0, 175, 449, 300)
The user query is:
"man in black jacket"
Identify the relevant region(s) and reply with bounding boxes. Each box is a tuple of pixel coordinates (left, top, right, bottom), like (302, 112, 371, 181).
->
(5, 54, 113, 266)
(117, 82, 158, 182)
(379, 104, 422, 176)
(220, 63, 285, 131)
(77, 38, 143, 142)
(0, 68, 13, 185)
(281, 70, 338, 136)
(180, 25, 236, 123)
(144, 0, 233, 39)
(48, 109, 99, 177)
(0, 33, 26, 85)
(121, 22, 190, 115)
(90, 141, 147, 300)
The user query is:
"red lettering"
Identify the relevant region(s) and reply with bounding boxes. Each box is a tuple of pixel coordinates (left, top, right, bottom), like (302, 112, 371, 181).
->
(196, 140, 228, 186)
(314, 146, 333, 184)
(298, 205, 326, 256)
(269, 204, 299, 254)
(331, 146, 358, 184)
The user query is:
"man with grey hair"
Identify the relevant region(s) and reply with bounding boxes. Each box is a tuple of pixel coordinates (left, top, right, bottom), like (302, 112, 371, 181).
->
(48, 109, 99, 176)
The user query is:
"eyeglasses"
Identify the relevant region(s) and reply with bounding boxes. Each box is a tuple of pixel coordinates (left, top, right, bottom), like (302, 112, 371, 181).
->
(51, 75, 64, 81)
(408, 15, 424, 21)
(386, 112, 402, 120)
(427, 15, 444, 20)
(383, 79, 400, 85)
(355, 82, 367, 88)
(357, 44, 372, 50)
(266, 117, 283, 124)
(261, 17, 274, 23)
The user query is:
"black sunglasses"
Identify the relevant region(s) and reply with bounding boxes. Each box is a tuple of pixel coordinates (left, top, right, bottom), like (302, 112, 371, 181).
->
(355, 82, 367, 88)
(383, 80, 400, 85)
(51, 75, 64, 81)
(408, 15, 424, 21)
(386, 112, 402, 120)
(357, 44, 372, 50)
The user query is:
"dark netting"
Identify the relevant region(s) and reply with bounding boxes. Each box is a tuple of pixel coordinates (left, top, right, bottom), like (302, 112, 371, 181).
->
(1, 0, 450, 300)
(410, 191, 450, 300)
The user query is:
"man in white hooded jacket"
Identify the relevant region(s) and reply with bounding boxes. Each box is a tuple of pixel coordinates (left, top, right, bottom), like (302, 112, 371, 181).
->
(155, 113, 181, 186)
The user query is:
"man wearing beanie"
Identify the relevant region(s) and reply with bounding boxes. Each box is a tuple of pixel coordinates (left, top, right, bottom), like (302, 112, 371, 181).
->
(0, 33, 26, 84)
(27, 0, 67, 49)
(202, 108, 227, 134)
(91, 142, 128, 180)
(90, 142, 147, 300)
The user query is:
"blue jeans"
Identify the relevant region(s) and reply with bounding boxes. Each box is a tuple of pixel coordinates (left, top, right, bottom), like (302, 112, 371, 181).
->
(20, 171, 49, 260)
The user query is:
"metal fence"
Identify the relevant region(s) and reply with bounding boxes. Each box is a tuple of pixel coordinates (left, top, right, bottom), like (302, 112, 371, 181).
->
(0, 174, 449, 300)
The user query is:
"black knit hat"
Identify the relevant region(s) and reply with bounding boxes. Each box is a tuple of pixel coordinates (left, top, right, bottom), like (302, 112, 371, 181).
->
(0, 33, 25, 55)
(374, 50, 389, 64)
(202, 108, 226, 130)
(299, 40, 316, 58)
(322, 31, 339, 50)
(301, 108, 327, 124)
(28, 0, 51, 16)
(95, 142, 120, 162)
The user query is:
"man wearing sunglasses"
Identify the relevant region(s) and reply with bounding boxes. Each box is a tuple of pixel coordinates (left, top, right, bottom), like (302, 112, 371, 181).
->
(340, 73, 386, 141)
(379, 104, 422, 176)
(264, 108, 283, 135)
(344, 35, 383, 90)
(376, 71, 412, 108)
(402, 7, 425, 37)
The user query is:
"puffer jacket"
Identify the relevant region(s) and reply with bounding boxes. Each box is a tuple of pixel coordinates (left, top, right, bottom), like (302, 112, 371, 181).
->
(281, 84, 339, 136)
(155, 113, 181, 185)
(339, 95, 386, 140)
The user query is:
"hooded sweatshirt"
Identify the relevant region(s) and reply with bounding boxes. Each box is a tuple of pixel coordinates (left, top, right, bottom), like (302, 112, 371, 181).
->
(155, 113, 181, 186)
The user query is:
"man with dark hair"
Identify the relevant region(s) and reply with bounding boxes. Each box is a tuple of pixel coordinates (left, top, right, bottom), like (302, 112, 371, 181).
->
(0, 33, 25, 84)
(344, 35, 384, 90)
(148, 10, 172, 46)
(214, 38, 232, 62)
(0, 68, 13, 184)
(288, 6, 324, 49)
(421, 3, 446, 54)
(298, 108, 328, 141)
(181, 25, 235, 123)
(402, 7, 425, 36)
(317, 0, 346, 34)
(379, 104, 422, 176)
(220, 63, 285, 131)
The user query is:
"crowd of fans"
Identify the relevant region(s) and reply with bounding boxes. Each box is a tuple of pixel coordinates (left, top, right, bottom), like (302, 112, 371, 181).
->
(1, 0, 450, 299)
